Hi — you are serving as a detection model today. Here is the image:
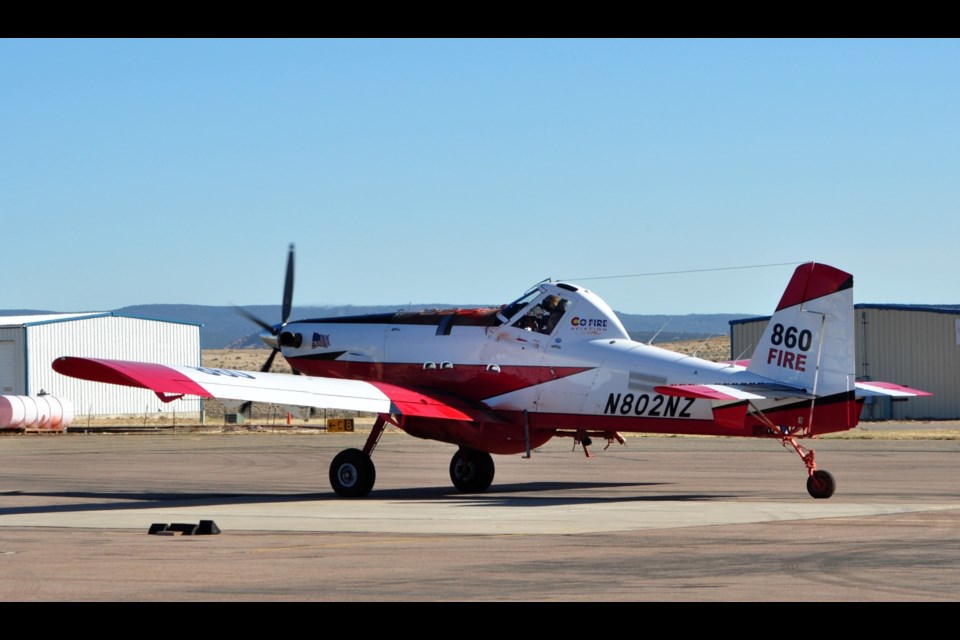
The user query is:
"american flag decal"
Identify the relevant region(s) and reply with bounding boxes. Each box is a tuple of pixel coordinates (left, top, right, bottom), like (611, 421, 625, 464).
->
(312, 332, 331, 349)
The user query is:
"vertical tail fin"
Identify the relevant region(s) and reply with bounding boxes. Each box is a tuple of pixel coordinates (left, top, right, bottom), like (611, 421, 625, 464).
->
(747, 263, 855, 397)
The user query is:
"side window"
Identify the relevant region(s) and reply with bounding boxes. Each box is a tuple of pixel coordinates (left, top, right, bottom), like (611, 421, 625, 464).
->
(511, 295, 568, 335)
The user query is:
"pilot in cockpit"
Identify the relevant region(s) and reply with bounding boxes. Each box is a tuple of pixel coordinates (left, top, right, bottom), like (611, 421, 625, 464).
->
(515, 294, 567, 334)
(540, 295, 567, 333)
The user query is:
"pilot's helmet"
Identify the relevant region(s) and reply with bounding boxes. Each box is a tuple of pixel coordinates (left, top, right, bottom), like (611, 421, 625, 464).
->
(542, 295, 560, 311)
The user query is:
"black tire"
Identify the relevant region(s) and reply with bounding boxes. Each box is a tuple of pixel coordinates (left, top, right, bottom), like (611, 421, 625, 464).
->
(329, 448, 376, 498)
(806, 469, 836, 499)
(449, 448, 495, 493)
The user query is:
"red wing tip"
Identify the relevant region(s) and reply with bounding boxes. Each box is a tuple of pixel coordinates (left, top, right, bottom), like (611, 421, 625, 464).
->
(53, 356, 212, 398)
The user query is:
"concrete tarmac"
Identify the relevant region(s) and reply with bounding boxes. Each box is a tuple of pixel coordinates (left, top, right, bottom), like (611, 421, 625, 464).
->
(1, 427, 958, 601)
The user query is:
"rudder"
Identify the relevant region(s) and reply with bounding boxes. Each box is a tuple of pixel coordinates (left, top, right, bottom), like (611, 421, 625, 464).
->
(747, 262, 855, 397)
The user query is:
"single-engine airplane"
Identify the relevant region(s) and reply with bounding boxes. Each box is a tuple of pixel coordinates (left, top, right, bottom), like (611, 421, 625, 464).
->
(53, 245, 931, 499)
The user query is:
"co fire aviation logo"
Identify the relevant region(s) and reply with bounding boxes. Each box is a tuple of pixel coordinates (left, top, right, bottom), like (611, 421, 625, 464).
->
(570, 317, 608, 333)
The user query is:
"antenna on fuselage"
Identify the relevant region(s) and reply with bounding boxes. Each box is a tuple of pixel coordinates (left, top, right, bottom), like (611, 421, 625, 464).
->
(692, 334, 719, 358)
(648, 320, 670, 345)
(728, 344, 753, 366)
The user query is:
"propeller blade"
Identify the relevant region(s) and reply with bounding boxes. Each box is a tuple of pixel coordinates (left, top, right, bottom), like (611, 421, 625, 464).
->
(234, 306, 277, 335)
(261, 348, 279, 373)
(281, 242, 295, 325)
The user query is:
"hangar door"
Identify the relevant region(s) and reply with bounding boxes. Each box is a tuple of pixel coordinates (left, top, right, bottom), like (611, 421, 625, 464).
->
(0, 340, 16, 394)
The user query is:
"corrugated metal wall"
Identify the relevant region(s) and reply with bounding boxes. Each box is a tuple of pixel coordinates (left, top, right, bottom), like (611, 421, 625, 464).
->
(729, 319, 766, 364)
(856, 309, 959, 420)
(27, 315, 202, 419)
(731, 307, 959, 420)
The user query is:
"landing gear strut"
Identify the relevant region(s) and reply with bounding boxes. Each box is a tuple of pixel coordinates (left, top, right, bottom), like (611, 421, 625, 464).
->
(780, 434, 837, 499)
(328, 414, 388, 498)
(449, 447, 495, 493)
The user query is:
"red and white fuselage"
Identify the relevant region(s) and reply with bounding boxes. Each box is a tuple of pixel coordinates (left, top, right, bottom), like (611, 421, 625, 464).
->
(50, 261, 932, 498)
(273, 267, 860, 452)
(53, 263, 929, 453)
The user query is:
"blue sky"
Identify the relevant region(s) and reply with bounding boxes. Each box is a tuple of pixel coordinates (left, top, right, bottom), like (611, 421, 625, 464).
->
(2, 38, 957, 316)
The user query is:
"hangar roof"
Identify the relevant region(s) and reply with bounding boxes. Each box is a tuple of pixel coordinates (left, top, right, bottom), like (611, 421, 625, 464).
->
(0, 312, 201, 328)
(729, 303, 960, 326)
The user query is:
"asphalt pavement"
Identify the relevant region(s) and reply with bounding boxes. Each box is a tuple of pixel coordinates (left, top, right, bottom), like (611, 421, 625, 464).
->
(1, 427, 958, 601)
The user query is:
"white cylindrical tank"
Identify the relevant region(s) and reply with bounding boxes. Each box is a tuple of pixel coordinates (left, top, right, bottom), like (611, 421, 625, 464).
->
(43, 395, 74, 430)
(0, 395, 26, 428)
(0, 395, 74, 431)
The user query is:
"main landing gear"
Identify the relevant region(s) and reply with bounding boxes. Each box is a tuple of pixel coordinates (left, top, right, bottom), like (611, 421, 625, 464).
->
(449, 448, 495, 493)
(329, 448, 377, 498)
(329, 415, 387, 498)
(327, 415, 498, 497)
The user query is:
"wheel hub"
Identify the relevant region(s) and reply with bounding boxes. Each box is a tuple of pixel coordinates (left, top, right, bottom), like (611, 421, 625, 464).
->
(455, 460, 474, 481)
(337, 464, 358, 487)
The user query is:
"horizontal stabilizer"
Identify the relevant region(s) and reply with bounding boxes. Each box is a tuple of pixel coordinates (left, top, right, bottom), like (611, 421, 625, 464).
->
(654, 382, 813, 401)
(855, 381, 933, 398)
(720, 364, 932, 400)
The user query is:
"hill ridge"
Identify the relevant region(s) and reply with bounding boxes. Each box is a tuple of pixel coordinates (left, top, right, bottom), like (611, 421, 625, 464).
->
(2, 303, 749, 350)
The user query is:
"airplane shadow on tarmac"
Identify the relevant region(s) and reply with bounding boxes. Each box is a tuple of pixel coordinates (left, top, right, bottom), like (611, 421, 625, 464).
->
(0, 481, 734, 517)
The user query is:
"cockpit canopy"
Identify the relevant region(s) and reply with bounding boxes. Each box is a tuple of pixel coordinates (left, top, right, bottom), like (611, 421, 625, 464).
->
(498, 281, 630, 340)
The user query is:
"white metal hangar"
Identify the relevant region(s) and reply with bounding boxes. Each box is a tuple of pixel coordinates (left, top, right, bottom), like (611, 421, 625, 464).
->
(730, 304, 960, 421)
(0, 312, 202, 420)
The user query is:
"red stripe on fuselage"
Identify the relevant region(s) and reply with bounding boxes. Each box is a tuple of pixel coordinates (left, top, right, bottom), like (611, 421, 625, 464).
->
(287, 359, 593, 402)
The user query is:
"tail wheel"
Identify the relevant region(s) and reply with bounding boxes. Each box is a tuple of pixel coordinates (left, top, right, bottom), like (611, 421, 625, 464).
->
(450, 448, 495, 493)
(779, 435, 837, 499)
(329, 448, 376, 498)
(806, 469, 836, 499)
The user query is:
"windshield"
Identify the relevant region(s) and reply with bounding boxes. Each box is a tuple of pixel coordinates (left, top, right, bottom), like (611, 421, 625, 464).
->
(498, 288, 541, 322)
(511, 294, 570, 335)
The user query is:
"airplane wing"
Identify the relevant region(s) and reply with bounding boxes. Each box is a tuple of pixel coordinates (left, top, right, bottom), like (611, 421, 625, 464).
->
(52, 357, 503, 422)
